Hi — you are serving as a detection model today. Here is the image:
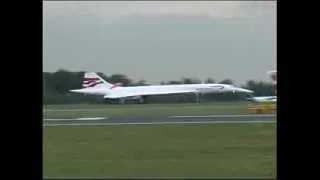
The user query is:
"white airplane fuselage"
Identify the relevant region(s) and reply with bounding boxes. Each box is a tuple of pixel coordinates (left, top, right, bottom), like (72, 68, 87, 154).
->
(70, 83, 252, 99)
(69, 72, 254, 103)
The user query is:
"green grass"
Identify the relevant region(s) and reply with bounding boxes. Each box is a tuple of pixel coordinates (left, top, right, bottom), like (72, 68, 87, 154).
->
(43, 123, 276, 178)
(43, 102, 254, 118)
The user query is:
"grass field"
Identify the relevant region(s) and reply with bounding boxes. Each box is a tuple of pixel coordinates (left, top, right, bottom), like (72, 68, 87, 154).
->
(43, 123, 276, 178)
(43, 101, 256, 119)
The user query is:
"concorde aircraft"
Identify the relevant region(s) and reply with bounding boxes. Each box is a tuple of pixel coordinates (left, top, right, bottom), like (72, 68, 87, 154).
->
(69, 72, 254, 104)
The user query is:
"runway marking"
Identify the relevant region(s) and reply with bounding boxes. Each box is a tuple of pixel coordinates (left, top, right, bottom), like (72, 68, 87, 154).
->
(44, 117, 108, 121)
(168, 114, 276, 118)
(43, 120, 275, 127)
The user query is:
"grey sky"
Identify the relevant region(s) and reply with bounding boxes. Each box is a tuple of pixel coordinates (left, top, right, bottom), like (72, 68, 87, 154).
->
(43, 1, 276, 85)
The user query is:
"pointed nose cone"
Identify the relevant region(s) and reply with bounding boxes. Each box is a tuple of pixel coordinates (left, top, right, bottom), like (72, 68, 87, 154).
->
(234, 87, 254, 94)
(69, 89, 82, 93)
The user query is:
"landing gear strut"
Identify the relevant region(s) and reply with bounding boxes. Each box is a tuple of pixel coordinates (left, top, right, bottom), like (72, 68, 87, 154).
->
(195, 92, 200, 104)
(138, 96, 148, 104)
(119, 98, 125, 104)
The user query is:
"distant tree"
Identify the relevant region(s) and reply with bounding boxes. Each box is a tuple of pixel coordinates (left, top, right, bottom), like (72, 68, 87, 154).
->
(107, 74, 132, 86)
(181, 78, 201, 84)
(167, 80, 182, 84)
(49, 69, 81, 94)
(182, 78, 193, 84)
(205, 78, 215, 83)
(244, 80, 275, 96)
(139, 79, 146, 84)
(219, 79, 233, 85)
(135, 79, 147, 86)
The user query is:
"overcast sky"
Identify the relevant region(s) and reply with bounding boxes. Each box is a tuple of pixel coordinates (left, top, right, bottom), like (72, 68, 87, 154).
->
(43, 1, 276, 85)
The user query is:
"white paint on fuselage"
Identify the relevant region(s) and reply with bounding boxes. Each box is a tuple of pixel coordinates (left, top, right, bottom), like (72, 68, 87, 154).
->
(70, 83, 253, 99)
(111, 84, 231, 94)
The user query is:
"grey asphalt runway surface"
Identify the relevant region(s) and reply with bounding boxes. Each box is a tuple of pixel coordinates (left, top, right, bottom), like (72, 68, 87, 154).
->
(43, 114, 276, 126)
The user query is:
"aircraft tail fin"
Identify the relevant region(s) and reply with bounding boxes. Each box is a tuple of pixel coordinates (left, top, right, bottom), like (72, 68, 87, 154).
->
(83, 72, 113, 88)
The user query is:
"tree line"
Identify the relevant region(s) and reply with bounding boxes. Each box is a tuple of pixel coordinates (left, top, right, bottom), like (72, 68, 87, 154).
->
(43, 69, 276, 104)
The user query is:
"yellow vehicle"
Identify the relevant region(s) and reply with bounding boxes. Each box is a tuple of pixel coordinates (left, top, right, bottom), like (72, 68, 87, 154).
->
(247, 102, 276, 114)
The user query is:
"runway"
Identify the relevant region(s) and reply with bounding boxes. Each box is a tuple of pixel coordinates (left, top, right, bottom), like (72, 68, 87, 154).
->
(43, 114, 276, 126)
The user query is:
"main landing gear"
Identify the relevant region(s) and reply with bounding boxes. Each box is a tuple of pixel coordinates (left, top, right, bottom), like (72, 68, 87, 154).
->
(195, 92, 200, 104)
(117, 96, 149, 104)
(138, 96, 148, 104)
